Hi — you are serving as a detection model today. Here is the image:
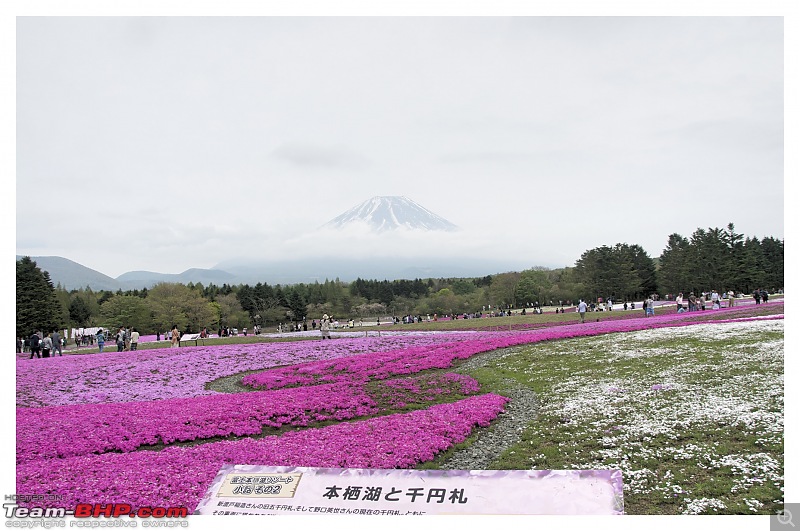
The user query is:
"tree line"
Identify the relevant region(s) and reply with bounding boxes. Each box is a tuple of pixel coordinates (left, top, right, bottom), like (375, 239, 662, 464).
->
(16, 223, 783, 338)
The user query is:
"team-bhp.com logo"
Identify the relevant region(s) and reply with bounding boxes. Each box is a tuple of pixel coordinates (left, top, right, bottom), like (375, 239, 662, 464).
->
(4, 496, 188, 527)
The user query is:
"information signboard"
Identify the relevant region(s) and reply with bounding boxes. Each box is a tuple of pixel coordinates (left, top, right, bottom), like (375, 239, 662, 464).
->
(194, 466, 624, 515)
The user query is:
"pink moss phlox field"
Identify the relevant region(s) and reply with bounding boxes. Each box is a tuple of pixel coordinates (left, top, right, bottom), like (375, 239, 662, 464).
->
(240, 310, 784, 391)
(17, 394, 509, 512)
(16, 383, 376, 463)
(17, 372, 482, 464)
(15, 334, 485, 408)
(15, 306, 781, 512)
(16, 306, 781, 408)
(240, 343, 491, 389)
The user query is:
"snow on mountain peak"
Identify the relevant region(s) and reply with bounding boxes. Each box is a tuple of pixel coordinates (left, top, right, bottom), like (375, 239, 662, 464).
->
(323, 196, 459, 232)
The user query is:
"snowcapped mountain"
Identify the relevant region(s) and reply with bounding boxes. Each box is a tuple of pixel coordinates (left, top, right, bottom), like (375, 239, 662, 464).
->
(323, 196, 459, 232)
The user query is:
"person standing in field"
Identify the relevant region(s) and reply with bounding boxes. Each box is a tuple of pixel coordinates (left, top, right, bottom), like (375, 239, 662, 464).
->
(129, 328, 139, 351)
(51, 330, 62, 356)
(647, 296, 655, 316)
(727, 290, 735, 307)
(116, 327, 126, 352)
(710, 289, 719, 309)
(41, 334, 53, 358)
(675, 293, 684, 312)
(320, 314, 332, 340)
(96, 329, 105, 353)
(171, 325, 180, 348)
(577, 300, 587, 323)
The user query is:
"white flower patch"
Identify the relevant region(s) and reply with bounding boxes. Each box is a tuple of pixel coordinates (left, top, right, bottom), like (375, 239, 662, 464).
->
(623, 468, 658, 494)
(745, 498, 764, 512)
(525, 319, 783, 512)
(710, 453, 782, 494)
(682, 497, 727, 515)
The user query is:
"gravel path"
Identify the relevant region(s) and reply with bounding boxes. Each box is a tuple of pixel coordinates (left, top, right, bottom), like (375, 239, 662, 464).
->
(440, 346, 538, 470)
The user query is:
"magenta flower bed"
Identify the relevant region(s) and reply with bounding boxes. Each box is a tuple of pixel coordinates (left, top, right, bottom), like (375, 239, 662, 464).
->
(17, 372, 481, 464)
(17, 394, 509, 512)
(16, 333, 489, 408)
(17, 305, 780, 409)
(241, 311, 785, 391)
(16, 383, 378, 463)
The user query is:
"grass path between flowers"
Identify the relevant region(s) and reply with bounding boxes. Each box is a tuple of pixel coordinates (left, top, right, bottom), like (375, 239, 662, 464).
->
(431, 316, 784, 515)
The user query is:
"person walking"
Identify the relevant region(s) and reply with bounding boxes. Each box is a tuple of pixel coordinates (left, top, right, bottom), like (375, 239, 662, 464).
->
(51, 330, 63, 356)
(96, 329, 106, 353)
(28, 332, 41, 359)
(647, 296, 655, 316)
(727, 290, 736, 308)
(577, 300, 587, 323)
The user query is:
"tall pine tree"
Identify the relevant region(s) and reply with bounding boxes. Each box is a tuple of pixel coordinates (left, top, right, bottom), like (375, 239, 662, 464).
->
(16, 256, 62, 337)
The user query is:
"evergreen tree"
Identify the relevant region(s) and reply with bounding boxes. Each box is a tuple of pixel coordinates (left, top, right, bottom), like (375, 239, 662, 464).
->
(286, 289, 307, 320)
(629, 244, 658, 298)
(16, 256, 62, 337)
(760, 237, 784, 291)
(69, 297, 92, 327)
(575, 244, 655, 301)
(739, 237, 767, 294)
(657, 233, 691, 295)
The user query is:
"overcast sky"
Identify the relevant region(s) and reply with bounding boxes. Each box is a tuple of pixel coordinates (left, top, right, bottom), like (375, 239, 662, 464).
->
(13, 13, 788, 278)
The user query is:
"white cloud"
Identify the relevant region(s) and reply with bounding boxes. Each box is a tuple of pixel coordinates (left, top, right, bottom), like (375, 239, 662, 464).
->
(13, 15, 785, 279)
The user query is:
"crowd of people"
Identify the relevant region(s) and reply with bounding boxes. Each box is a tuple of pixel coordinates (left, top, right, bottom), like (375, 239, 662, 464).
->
(18, 330, 65, 359)
(19, 287, 778, 354)
(571, 288, 774, 323)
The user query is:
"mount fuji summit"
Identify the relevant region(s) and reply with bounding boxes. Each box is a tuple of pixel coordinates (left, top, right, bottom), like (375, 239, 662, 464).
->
(323, 196, 459, 232)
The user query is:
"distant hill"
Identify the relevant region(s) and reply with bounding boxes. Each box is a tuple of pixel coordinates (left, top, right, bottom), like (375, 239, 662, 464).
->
(17, 254, 531, 291)
(116, 268, 237, 289)
(16, 256, 238, 291)
(15, 255, 122, 291)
